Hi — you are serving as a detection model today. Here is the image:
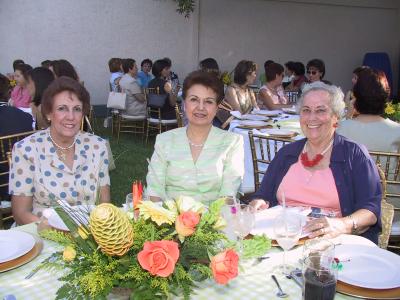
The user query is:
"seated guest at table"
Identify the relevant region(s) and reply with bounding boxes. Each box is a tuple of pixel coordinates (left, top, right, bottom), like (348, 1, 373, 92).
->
(338, 68, 399, 152)
(26, 67, 55, 129)
(248, 82, 381, 243)
(199, 58, 220, 77)
(148, 59, 179, 119)
(9, 77, 110, 225)
(50, 59, 79, 81)
(108, 57, 123, 92)
(137, 58, 154, 88)
(259, 60, 274, 86)
(282, 61, 296, 88)
(41, 60, 52, 69)
(225, 60, 259, 114)
(10, 63, 32, 109)
(285, 61, 306, 92)
(163, 57, 179, 86)
(306, 59, 331, 85)
(119, 58, 146, 116)
(257, 62, 291, 110)
(146, 71, 244, 205)
(343, 66, 369, 119)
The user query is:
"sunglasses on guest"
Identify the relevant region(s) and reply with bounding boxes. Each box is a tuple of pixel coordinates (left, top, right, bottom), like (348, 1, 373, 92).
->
(307, 70, 318, 75)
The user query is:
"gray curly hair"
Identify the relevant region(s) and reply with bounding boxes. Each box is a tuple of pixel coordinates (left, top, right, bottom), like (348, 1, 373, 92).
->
(297, 82, 345, 118)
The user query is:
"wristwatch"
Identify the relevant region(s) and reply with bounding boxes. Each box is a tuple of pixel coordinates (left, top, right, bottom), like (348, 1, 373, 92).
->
(347, 214, 358, 234)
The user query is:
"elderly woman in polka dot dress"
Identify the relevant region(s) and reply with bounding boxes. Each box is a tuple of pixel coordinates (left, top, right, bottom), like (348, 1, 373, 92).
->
(9, 77, 110, 225)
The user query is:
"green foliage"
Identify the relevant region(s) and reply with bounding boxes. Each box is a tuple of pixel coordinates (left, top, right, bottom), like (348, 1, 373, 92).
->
(173, 0, 195, 18)
(242, 235, 271, 259)
(39, 229, 73, 246)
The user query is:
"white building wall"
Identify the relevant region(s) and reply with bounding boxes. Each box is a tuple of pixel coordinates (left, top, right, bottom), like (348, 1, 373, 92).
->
(0, 0, 399, 104)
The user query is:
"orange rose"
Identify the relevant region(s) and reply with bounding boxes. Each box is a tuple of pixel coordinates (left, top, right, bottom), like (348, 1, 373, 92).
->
(137, 240, 179, 277)
(175, 211, 200, 237)
(210, 249, 239, 285)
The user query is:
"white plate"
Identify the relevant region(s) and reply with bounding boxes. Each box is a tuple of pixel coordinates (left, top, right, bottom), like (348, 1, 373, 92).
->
(281, 107, 298, 114)
(46, 205, 94, 231)
(240, 114, 270, 121)
(336, 244, 400, 289)
(0, 230, 35, 263)
(251, 206, 309, 239)
(264, 128, 296, 137)
(239, 120, 267, 127)
(252, 110, 281, 117)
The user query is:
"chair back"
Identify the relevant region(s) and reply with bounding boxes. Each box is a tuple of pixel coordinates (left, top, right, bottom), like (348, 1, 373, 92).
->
(376, 165, 395, 249)
(175, 104, 184, 127)
(285, 91, 299, 104)
(248, 130, 294, 190)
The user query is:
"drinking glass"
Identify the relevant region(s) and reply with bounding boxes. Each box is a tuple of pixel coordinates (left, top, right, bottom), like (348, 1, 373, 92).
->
(302, 255, 337, 300)
(302, 238, 335, 265)
(125, 193, 133, 211)
(273, 211, 302, 274)
(230, 203, 255, 257)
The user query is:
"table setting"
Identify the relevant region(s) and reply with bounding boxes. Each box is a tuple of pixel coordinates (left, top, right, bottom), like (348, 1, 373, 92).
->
(2, 194, 399, 300)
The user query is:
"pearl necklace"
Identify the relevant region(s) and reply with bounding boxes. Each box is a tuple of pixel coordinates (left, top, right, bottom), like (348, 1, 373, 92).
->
(49, 132, 76, 161)
(301, 139, 333, 168)
(187, 138, 204, 148)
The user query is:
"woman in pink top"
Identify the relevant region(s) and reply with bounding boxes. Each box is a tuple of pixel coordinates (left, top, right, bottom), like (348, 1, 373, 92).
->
(248, 82, 381, 243)
(11, 63, 32, 108)
(257, 63, 291, 110)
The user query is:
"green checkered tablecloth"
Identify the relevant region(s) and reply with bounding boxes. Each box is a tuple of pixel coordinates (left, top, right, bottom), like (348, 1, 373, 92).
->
(0, 224, 359, 300)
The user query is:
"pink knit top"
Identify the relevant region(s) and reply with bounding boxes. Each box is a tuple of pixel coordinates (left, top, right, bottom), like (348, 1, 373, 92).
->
(11, 85, 31, 108)
(277, 160, 342, 217)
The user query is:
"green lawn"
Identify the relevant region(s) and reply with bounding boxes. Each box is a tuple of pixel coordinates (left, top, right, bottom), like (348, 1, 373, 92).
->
(93, 119, 155, 207)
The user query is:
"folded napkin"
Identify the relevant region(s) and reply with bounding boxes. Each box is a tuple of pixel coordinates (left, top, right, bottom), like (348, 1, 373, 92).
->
(230, 111, 242, 119)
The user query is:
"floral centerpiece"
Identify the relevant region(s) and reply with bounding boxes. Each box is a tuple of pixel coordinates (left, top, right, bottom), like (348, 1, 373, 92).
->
(384, 101, 400, 123)
(39, 197, 270, 300)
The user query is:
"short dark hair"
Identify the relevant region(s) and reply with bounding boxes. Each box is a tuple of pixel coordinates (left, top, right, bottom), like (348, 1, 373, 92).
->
(284, 61, 296, 72)
(41, 76, 90, 117)
(233, 60, 257, 85)
(13, 59, 25, 71)
(265, 63, 284, 82)
(263, 60, 274, 73)
(353, 66, 369, 76)
(292, 62, 305, 76)
(121, 58, 136, 74)
(26, 67, 55, 106)
(199, 58, 220, 73)
(41, 60, 52, 68)
(182, 71, 224, 104)
(353, 68, 390, 115)
(306, 59, 326, 78)
(152, 59, 170, 78)
(163, 57, 172, 67)
(141, 58, 152, 68)
(0, 73, 10, 101)
(14, 63, 33, 76)
(108, 58, 122, 73)
(51, 59, 79, 81)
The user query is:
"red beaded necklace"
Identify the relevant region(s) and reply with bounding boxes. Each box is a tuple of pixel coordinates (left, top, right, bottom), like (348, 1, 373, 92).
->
(301, 139, 334, 168)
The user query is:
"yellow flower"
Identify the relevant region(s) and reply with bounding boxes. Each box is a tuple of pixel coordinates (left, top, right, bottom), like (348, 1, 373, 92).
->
(138, 201, 176, 226)
(175, 196, 205, 214)
(78, 225, 89, 240)
(63, 245, 76, 262)
(213, 216, 227, 230)
(385, 104, 395, 115)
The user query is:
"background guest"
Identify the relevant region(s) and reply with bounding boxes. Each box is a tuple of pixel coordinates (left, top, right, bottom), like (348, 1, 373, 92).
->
(119, 58, 146, 116)
(25, 67, 55, 129)
(137, 58, 154, 88)
(306, 58, 331, 84)
(163, 57, 179, 91)
(225, 60, 259, 114)
(249, 82, 381, 243)
(343, 66, 369, 119)
(282, 61, 296, 88)
(10, 63, 32, 108)
(10, 77, 110, 225)
(199, 57, 220, 77)
(148, 59, 179, 119)
(257, 62, 291, 110)
(50, 59, 79, 81)
(259, 60, 274, 86)
(285, 61, 306, 92)
(41, 60, 52, 69)
(146, 71, 244, 205)
(108, 57, 123, 92)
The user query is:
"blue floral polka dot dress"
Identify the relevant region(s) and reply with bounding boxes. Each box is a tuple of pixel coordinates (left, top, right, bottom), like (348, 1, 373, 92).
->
(8, 128, 110, 217)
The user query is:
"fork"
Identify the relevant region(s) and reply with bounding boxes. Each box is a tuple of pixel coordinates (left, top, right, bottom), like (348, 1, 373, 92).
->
(25, 255, 57, 279)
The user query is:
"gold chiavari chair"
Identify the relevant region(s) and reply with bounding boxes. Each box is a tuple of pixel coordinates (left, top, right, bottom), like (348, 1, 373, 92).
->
(369, 150, 400, 250)
(376, 165, 395, 249)
(145, 87, 177, 143)
(175, 103, 184, 128)
(248, 131, 294, 191)
(0, 130, 36, 228)
(285, 91, 299, 104)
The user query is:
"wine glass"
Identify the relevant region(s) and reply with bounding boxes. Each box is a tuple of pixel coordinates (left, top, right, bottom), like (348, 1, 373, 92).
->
(231, 203, 255, 257)
(273, 211, 303, 274)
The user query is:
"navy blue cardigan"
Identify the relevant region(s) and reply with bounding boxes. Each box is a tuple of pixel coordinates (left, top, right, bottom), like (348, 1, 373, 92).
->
(250, 133, 382, 244)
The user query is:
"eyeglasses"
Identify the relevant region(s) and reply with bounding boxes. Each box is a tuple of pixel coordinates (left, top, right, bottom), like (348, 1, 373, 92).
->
(307, 70, 318, 75)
